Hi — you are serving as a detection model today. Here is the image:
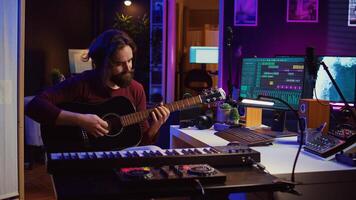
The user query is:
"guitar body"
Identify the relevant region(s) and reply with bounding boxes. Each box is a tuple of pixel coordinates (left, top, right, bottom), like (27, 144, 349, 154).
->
(41, 88, 227, 152)
(42, 96, 142, 152)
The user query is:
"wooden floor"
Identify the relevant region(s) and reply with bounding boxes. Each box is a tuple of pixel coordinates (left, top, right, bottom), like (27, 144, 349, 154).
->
(25, 163, 56, 200)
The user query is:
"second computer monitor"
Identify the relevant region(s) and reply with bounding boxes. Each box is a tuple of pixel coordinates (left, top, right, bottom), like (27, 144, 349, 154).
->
(315, 56, 356, 103)
(239, 57, 305, 110)
(189, 46, 219, 64)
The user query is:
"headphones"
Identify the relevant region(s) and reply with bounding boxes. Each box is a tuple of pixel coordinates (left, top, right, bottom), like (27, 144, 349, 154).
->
(179, 115, 213, 130)
(194, 115, 214, 130)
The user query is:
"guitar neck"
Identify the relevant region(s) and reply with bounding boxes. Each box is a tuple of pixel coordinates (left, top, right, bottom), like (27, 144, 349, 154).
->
(120, 96, 202, 127)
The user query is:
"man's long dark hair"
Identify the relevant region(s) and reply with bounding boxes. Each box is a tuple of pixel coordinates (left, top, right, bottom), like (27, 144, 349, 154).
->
(86, 29, 137, 69)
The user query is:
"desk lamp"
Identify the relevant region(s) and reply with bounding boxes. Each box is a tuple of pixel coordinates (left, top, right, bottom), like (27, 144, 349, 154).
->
(257, 95, 305, 184)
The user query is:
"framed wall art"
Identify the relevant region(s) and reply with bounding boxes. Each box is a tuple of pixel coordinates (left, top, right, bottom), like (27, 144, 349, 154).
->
(349, 0, 356, 26)
(287, 0, 318, 23)
(234, 0, 258, 26)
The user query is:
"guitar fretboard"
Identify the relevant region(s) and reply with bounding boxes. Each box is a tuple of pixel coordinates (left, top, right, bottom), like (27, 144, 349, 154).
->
(120, 96, 202, 127)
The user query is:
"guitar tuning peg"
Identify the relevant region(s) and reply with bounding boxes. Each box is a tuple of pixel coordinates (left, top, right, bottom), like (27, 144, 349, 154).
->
(206, 99, 211, 103)
(212, 97, 217, 101)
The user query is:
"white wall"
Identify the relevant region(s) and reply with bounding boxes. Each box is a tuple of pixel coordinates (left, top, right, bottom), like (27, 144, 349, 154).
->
(0, 0, 20, 199)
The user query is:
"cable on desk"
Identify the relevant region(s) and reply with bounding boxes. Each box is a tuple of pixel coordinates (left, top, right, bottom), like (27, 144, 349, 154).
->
(258, 95, 304, 183)
(247, 157, 271, 174)
(194, 179, 205, 200)
(248, 157, 301, 196)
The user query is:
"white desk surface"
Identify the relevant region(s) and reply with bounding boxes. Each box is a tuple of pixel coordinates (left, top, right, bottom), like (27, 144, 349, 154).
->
(170, 125, 356, 175)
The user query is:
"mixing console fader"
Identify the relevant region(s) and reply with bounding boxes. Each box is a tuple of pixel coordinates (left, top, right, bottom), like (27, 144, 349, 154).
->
(304, 130, 356, 158)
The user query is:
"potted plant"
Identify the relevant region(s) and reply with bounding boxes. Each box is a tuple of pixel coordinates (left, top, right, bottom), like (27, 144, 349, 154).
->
(228, 107, 240, 125)
(50, 68, 65, 85)
(216, 103, 232, 123)
(113, 13, 149, 45)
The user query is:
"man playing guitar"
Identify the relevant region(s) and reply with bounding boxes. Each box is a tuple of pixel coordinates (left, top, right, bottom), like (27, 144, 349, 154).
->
(26, 29, 170, 151)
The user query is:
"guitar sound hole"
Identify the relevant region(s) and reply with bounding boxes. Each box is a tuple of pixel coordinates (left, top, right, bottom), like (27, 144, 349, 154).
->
(102, 113, 123, 137)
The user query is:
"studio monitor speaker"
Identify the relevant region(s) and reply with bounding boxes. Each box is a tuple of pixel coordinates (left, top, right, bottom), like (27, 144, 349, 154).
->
(298, 99, 330, 133)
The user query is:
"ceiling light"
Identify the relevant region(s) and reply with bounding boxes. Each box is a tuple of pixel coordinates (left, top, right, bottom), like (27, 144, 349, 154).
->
(124, 0, 132, 7)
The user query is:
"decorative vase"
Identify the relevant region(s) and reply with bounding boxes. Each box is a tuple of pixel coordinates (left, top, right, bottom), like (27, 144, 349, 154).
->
(216, 107, 231, 123)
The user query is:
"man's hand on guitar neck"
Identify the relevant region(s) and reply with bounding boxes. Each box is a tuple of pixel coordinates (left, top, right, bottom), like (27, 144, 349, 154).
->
(146, 104, 170, 142)
(56, 110, 109, 138)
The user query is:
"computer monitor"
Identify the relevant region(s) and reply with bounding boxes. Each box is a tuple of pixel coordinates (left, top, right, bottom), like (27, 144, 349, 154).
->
(239, 57, 305, 110)
(314, 56, 356, 104)
(189, 46, 219, 64)
(68, 49, 92, 74)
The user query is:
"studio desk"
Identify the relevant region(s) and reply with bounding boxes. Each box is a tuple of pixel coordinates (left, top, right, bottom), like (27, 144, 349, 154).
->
(49, 145, 292, 200)
(48, 125, 356, 200)
(170, 125, 356, 200)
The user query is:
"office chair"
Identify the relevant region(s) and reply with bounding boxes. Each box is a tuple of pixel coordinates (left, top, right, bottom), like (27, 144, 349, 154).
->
(184, 69, 213, 94)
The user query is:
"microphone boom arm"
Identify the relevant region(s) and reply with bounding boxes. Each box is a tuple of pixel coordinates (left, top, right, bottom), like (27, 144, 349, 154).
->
(257, 94, 304, 183)
(320, 61, 356, 124)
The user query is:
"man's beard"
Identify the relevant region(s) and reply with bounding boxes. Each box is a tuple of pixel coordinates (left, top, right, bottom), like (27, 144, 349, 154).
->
(110, 71, 134, 88)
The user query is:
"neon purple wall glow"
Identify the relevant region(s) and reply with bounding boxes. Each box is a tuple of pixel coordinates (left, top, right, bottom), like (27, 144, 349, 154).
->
(162, 0, 168, 102)
(165, 0, 176, 102)
(166, 0, 356, 100)
(218, 0, 225, 88)
(220, 0, 356, 99)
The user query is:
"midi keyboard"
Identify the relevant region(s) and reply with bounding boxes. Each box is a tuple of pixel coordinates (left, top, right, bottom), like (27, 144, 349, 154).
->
(47, 145, 260, 173)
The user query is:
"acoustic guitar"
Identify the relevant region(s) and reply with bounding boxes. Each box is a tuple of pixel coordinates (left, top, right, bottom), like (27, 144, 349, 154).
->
(42, 88, 225, 152)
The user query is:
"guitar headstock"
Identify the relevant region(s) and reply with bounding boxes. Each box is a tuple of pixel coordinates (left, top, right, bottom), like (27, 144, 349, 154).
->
(200, 88, 226, 104)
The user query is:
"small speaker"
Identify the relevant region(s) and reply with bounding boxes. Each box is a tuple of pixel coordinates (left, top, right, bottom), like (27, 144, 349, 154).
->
(245, 107, 262, 127)
(271, 110, 286, 132)
(298, 99, 330, 133)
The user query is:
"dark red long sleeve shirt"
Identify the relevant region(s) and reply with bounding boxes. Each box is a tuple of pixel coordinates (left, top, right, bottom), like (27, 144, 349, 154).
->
(25, 70, 150, 142)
